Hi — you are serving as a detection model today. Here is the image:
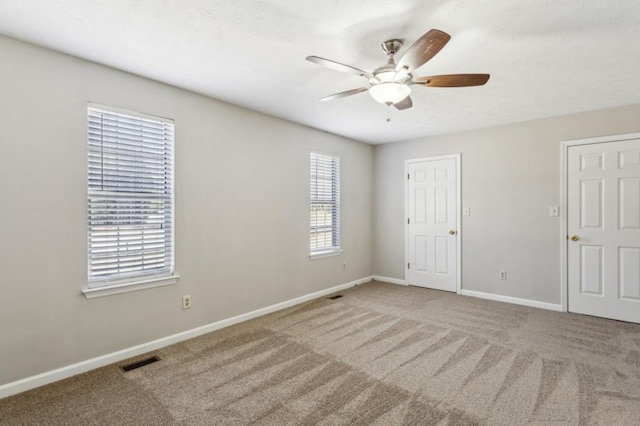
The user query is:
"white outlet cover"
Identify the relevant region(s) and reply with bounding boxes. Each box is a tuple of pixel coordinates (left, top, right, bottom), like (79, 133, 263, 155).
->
(182, 295, 191, 309)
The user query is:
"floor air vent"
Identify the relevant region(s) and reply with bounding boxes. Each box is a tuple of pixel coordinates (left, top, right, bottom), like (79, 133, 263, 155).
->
(327, 295, 343, 300)
(120, 355, 160, 372)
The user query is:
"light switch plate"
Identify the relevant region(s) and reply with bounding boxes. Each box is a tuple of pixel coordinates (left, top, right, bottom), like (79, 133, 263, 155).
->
(463, 207, 471, 217)
(549, 206, 559, 217)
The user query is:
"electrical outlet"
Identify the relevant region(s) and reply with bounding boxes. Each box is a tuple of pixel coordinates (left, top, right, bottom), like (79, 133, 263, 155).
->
(499, 270, 507, 280)
(342, 263, 347, 271)
(182, 295, 191, 310)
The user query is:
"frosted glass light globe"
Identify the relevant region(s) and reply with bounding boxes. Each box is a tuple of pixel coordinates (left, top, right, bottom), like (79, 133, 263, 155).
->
(368, 82, 411, 104)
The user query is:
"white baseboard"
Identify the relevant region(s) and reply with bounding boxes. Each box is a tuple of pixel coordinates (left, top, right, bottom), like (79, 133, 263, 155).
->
(372, 275, 408, 286)
(0, 276, 372, 400)
(459, 289, 563, 312)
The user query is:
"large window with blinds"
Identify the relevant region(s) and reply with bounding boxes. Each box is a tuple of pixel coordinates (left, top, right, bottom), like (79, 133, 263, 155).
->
(87, 105, 174, 288)
(310, 152, 340, 255)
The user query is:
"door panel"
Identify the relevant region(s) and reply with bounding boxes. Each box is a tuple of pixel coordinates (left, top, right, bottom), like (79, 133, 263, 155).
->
(568, 138, 640, 323)
(580, 245, 603, 295)
(619, 178, 640, 229)
(415, 188, 427, 223)
(434, 187, 449, 224)
(415, 236, 428, 271)
(580, 153, 604, 171)
(435, 237, 449, 274)
(619, 150, 640, 168)
(619, 248, 640, 300)
(580, 180, 603, 228)
(407, 157, 458, 292)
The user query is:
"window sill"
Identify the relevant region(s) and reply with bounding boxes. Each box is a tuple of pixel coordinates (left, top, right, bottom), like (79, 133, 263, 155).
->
(309, 249, 343, 260)
(82, 275, 180, 299)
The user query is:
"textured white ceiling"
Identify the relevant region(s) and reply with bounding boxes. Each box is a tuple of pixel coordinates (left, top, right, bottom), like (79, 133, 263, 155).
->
(1, 1, 639, 144)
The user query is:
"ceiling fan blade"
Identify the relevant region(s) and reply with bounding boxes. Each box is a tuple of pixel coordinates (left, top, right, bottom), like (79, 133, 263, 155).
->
(414, 74, 490, 87)
(306, 56, 372, 78)
(395, 29, 450, 72)
(393, 96, 413, 110)
(319, 87, 369, 102)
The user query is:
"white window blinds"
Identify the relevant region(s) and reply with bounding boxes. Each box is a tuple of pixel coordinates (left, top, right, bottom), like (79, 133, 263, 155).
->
(310, 152, 340, 253)
(87, 106, 174, 287)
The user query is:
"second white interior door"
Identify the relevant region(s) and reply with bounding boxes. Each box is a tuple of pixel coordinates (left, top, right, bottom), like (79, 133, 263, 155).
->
(567, 137, 640, 323)
(406, 156, 459, 292)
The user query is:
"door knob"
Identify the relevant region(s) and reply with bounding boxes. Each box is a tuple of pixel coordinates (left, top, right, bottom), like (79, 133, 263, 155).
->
(449, 230, 456, 235)
(570, 235, 579, 241)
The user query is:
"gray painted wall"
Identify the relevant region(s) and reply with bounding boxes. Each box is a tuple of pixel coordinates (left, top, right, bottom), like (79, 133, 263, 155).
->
(0, 36, 373, 386)
(2, 31, 639, 389)
(373, 103, 640, 304)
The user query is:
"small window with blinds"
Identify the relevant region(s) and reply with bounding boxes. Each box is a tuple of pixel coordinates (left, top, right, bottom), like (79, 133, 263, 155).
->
(310, 152, 340, 255)
(87, 105, 174, 288)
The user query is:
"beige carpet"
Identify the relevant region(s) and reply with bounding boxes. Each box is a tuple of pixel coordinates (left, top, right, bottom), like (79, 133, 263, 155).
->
(2, 280, 640, 425)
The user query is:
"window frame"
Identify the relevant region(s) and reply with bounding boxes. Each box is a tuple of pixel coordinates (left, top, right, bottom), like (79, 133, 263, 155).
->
(309, 151, 342, 259)
(83, 104, 178, 298)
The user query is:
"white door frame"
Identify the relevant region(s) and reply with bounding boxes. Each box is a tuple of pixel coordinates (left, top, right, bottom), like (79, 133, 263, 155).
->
(560, 131, 640, 313)
(404, 154, 462, 293)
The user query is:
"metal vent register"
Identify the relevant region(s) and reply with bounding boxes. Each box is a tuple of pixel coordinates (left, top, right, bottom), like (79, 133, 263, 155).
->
(120, 355, 161, 372)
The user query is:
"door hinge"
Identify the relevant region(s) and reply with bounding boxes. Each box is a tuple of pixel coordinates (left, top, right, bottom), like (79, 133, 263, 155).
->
(407, 262, 410, 270)
(407, 218, 410, 224)
(407, 173, 410, 180)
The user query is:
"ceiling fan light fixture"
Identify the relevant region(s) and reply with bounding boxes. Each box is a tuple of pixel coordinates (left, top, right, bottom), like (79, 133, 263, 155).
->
(307, 29, 488, 111)
(368, 82, 411, 105)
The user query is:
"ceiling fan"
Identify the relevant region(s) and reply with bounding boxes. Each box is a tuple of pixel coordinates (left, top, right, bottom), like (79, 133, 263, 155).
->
(306, 29, 489, 110)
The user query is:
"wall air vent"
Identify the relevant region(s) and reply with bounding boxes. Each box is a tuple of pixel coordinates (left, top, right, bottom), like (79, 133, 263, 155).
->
(119, 355, 161, 372)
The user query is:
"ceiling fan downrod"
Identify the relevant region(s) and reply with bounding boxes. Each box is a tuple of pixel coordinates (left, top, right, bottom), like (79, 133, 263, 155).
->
(380, 39, 403, 58)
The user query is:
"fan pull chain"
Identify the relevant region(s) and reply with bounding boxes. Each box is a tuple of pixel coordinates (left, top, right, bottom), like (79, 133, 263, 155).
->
(386, 105, 391, 122)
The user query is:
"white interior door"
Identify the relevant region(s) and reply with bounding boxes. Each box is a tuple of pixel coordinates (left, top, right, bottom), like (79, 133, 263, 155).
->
(406, 156, 459, 292)
(568, 138, 640, 323)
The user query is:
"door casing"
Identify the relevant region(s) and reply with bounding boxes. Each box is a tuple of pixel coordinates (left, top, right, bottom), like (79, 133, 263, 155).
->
(404, 154, 462, 293)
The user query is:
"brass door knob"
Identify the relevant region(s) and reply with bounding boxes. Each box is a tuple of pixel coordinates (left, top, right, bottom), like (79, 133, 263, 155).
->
(449, 230, 456, 235)
(570, 235, 579, 241)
